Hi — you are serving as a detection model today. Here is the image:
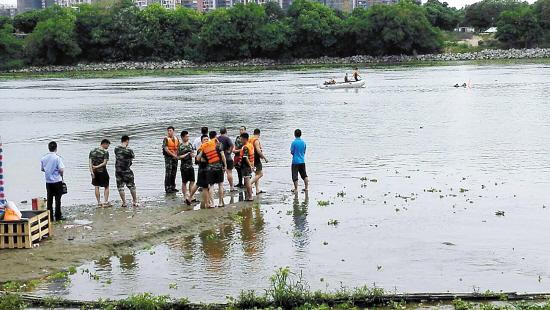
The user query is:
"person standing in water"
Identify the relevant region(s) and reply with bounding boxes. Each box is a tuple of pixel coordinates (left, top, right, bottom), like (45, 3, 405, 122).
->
(290, 129, 308, 193)
(233, 126, 247, 188)
(240, 133, 255, 201)
(186, 135, 211, 208)
(40, 141, 65, 221)
(115, 135, 138, 207)
(200, 131, 227, 207)
(353, 67, 361, 81)
(178, 130, 195, 201)
(89, 139, 111, 207)
(193, 126, 208, 151)
(250, 128, 268, 195)
(163, 126, 180, 193)
(217, 127, 235, 192)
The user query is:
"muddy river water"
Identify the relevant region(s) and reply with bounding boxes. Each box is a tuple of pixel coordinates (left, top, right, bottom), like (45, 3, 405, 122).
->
(1, 64, 550, 302)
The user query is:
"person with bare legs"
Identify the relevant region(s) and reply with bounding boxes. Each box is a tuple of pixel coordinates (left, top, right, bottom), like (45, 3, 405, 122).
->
(233, 126, 247, 188)
(250, 129, 268, 195)
(89, 139, 111, 207)
(178, 130, 195, 201)
(185, 135, 211, 208)
(239, 133, 254, 201)
(115, 135, 138, 207)
(200, 131, 226, 207)
(217, 127, 235, 192)
(290, 129, 309, 193)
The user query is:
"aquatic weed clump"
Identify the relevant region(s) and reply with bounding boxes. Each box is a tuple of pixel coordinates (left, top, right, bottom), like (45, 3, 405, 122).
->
(115, 293, 188, 310)
(0, 292, 27, 310)
(267, 267, 311, 308)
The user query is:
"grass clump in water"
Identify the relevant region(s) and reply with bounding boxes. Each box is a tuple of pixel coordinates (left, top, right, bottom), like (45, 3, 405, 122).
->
(317, 200, 331, 207)
(230, 268, 385, 309)
(115, 293, 188, 310)
(0, 292, 27, 309)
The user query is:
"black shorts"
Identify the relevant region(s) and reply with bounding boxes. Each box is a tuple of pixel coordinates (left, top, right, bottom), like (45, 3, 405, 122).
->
(181, 167, 195, 183)
(241, 165, 252, 178)
(92, 170, 110, 188)
(197, 168, 209, 188)
(292, 163, 307, 182)
(225, 159, 234, 170)
(254, 159, 263, 172)
(209, 166, 224, 185)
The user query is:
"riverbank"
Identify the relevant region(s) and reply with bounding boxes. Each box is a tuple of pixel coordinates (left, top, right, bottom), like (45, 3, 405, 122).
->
(1, 48, 550, 80)
(0, 197, 260, 285)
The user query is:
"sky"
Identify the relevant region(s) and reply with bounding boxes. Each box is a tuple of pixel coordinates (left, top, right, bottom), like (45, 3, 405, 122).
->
(0, 0, 537, 9)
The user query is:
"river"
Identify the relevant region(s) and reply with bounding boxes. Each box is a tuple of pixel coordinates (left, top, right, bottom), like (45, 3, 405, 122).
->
(1, 64, 550, 302)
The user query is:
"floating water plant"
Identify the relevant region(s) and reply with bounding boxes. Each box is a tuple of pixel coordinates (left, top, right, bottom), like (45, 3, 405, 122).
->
(317, 200, 330, 207)
(495, 210, 505, 216)
(328, 219, 339, 226)
(337, 191, 346, 197)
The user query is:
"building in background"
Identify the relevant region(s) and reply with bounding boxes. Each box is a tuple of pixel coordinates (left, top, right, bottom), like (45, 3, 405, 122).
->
(16, 0, 41, 13)
(354, 0, 398, 9)
(0, 4, 18, 16)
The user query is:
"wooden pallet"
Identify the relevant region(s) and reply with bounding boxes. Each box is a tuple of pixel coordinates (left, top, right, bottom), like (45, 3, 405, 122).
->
(0, 210, 52, 249)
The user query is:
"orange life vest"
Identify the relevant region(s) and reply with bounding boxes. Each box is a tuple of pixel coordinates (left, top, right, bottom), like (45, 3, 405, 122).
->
(165, 137, 179, 154)
(249, 136, 260, 152)
(201, 138, 221, 164)
(240, 142, 255, 167)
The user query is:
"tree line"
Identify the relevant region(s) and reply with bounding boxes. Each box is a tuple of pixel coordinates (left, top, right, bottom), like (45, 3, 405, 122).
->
(0, 0, 549, 70)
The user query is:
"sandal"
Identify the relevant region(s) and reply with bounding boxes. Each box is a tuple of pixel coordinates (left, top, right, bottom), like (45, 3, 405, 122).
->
(121, 204, 128, 208)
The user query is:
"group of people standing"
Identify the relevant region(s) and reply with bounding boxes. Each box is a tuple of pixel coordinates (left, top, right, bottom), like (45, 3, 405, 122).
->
(38, 126, 309, 220)
(161, 126, 268, 208)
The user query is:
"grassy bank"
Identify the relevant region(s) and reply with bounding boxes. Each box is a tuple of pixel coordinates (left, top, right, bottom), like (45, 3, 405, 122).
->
(2, 268, 550, 309)
(1, 58, 550, 80)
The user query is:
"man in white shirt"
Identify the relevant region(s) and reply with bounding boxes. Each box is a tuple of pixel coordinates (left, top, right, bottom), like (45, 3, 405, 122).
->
(40, 141, 65, 221)
(192, 126, 208, 150)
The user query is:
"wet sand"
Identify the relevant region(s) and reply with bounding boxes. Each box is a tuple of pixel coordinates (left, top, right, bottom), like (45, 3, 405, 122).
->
(1, 197, 259, 283)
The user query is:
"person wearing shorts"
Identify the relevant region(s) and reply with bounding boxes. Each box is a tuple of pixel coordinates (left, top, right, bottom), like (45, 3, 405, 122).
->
(250, 129, 268, 195)
(239, 133, 254, 201)
(186, 135, 212, 208)
(115, 135, 138, 207)
(201, 131, 226, 207)
(217, 127, 235, 191)
(290, 129, 308, 193)
(89, 139, 111, 207)
(233, 126, 247, 188)
(178, 130, 195, 201)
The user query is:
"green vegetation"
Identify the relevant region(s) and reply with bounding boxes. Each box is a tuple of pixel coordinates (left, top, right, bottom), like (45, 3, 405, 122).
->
(0, 292, 27, 310)
(317, 200, 331, 206)
(463, 0, 550, 48)
(0, 0, 450, 70)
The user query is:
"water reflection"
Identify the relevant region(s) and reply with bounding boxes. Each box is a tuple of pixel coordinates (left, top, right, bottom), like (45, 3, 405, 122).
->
(240, 206, 266, 258)
(119, 253, 138, 271)
(292, 192, 310, 251)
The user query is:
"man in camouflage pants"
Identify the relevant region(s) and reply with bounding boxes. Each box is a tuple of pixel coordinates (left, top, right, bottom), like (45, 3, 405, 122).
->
(115, 135, 138, 207)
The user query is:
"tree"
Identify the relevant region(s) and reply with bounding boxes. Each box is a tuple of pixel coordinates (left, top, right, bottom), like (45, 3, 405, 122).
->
(193, 3, 266, 61)
(463, 0, 526, 31)
(25, 13, 81, 65)
(0, 16, 11, 29)
(287, 0, 343, 58)
(264, 0, 286, 21)
(424, 0, 462, 30)
(0, 23, 24, 69)
(13, 5, 72, 33)
(496, 6, 542, 47)
(349, 0, 443, 56)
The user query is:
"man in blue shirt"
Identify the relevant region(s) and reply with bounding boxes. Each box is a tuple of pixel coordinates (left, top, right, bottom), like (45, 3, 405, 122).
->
(40, 141, 65, 221)
(290, 129, 308, 193)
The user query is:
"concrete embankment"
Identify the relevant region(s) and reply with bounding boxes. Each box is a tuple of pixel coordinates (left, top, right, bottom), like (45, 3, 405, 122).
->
(6, 48, 550, 74)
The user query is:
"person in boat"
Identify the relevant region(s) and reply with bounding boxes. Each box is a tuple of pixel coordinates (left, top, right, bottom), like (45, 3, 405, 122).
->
(344, 73, 349, 83)
(353, 68, 360, 81)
